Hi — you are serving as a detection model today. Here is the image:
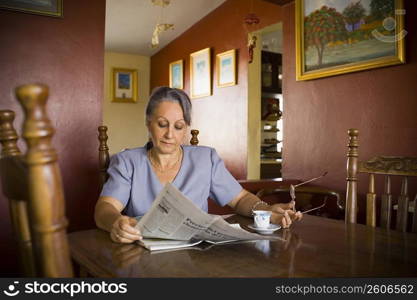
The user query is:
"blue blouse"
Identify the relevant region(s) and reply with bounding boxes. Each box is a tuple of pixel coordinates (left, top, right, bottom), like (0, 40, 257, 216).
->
(100, 145, 243, 217)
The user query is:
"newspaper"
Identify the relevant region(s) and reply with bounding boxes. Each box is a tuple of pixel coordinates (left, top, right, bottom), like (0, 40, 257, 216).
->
(135, 183, 272, 251)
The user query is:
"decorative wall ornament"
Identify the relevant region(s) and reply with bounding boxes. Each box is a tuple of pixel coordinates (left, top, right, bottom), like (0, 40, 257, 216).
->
(244, 12, 260, 64)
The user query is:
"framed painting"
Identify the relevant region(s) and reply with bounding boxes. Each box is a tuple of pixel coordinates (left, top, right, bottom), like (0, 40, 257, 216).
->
(112, 68, 138, 103)
(296, 0, 405, 81)
(0, 0, 63, 17)
(190, 48, 211, 99)
(169, 59, 183, 89)
(216, 49, 236, 87)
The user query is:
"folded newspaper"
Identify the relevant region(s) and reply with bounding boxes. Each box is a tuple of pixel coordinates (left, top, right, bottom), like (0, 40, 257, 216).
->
(134, 183, 273, 251)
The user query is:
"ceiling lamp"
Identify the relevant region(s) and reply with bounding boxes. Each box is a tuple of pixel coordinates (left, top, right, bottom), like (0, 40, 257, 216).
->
(151, 0, 174, 48)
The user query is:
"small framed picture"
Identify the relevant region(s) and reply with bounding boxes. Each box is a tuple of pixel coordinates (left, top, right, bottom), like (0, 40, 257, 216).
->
(216, 49, 236, 87)
(190, 48, 211, 99)
(169, 59, 183, 89)
(0, 0, 63, 18)
(112, 68, 138, 103)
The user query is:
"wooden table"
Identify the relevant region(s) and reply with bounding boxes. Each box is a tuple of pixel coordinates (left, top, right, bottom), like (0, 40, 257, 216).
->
(68, 214, 417, 277)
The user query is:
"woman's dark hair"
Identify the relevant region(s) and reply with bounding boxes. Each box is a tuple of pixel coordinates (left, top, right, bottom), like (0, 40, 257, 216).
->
(145, 86, 192, 125)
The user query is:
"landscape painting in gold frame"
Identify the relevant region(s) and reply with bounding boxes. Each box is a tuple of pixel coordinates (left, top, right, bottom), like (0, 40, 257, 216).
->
(0, 0, 63, 17)
(216, 49, 236, 88)
(296, 0, 405, 81)
(112, 68, 138, 103)
(169, 59, 183, 89)
(190, 48, 211, 99)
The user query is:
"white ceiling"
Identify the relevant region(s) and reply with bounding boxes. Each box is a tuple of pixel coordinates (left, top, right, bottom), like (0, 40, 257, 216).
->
(105, 0, 227, 56)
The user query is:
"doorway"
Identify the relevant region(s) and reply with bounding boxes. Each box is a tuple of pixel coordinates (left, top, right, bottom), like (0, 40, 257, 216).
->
(247, 22, 283, 180)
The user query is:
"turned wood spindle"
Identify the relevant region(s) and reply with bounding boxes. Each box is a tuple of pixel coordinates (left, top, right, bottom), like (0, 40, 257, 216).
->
(396, 177, 409, 232)
(412, 194, 417, 233)
(346, 128, 358, 224)
(190, 129, 199, 146)
(0, 109, 36, 276)
(15, 83, 73, 277)
(0, 110, 21, 157)
(98, 125, 110, 189)
(366, 173, 376, 227)
(380, 175, 392, 229)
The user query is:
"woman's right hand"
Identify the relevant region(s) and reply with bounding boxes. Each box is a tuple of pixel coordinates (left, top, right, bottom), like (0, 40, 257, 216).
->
(110, 215, 142, 243)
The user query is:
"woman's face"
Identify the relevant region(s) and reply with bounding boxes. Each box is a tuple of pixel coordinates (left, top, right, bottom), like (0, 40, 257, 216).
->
(147, 101, 187, 154)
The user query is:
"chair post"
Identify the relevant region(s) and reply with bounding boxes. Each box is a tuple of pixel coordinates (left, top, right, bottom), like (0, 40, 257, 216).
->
(0, 110, 21, 157)
(15, 84, 73, 277)
(396, 177, 409, 232)
(412, 194, 417, 233)
(0, 110, 36, 276)
(190, 129, 199, 145)
(366, 174, 376, 227)
(346, 129, 359, 224)
(380, 175, 392, 229)
(98, 126, 109, 189)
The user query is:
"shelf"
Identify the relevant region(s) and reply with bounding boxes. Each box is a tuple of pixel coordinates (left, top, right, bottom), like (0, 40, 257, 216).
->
(261, 152, 282, 159)
(262, 92, 281, 99)
(262, 141, 280, 146)
(262, 114, 281, 121)
(263, 128, 279, 133)
(261, 159, 282, 165)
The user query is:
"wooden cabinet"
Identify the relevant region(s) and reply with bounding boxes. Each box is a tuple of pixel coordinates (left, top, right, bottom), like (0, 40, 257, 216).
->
(261, 160, 282, 179)
(261, 51, 282, 94)
(260, 51, 283, 179)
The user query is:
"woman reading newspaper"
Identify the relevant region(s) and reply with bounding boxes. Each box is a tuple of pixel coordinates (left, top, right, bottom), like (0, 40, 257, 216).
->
(95, 87, 302, 243)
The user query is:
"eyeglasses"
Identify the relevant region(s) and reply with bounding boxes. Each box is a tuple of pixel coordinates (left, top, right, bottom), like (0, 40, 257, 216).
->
(290, 171, 328, 214)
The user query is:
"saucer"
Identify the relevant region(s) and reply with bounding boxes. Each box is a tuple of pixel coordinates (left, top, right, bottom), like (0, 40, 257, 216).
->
(247, 223, 281, 235)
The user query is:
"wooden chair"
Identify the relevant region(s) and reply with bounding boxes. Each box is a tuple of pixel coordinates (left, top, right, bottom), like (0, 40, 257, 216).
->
(0, 84, 73, 277)
(97, 127, 342, 216)
(346, 128, 417, 232)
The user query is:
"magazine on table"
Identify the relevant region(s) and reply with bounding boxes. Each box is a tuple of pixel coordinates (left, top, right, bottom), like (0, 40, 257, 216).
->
(134, 183, 273, 251)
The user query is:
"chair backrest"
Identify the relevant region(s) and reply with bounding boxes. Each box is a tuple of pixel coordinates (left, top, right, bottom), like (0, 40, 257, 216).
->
(346, 128, 417, 232)
(0, 84, 73, 277)
(97, 126, 201, 190)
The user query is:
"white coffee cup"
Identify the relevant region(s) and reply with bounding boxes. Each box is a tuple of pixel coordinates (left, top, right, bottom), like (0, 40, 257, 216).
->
(253, 210, 272, 229)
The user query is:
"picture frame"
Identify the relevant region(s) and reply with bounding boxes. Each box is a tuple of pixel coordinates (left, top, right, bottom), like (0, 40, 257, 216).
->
(0, 0, 63, 18)
(296, 0, 405, 81)
(190, 48, 211, 99)
(112, 68, 138, 103)
(169, 59, 183, 89)
(216, 49, 236, 87)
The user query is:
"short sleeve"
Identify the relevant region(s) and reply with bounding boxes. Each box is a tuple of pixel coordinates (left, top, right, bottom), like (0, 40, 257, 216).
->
(100, 152, 132, 207)
(209, 148, 243, 206)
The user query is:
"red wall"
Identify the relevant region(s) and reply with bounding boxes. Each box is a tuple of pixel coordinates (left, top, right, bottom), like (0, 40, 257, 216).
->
(0, 0, 105, 276)
(151, 0, 282, 179)
(281, 1, 417, 220)
(152, 0, 417, 222)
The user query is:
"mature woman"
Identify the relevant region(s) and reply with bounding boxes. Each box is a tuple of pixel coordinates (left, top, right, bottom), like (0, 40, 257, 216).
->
(95, 87, 302, 243)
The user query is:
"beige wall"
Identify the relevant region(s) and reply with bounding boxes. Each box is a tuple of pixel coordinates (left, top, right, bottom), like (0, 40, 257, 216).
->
(104, 52, 150, 154)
